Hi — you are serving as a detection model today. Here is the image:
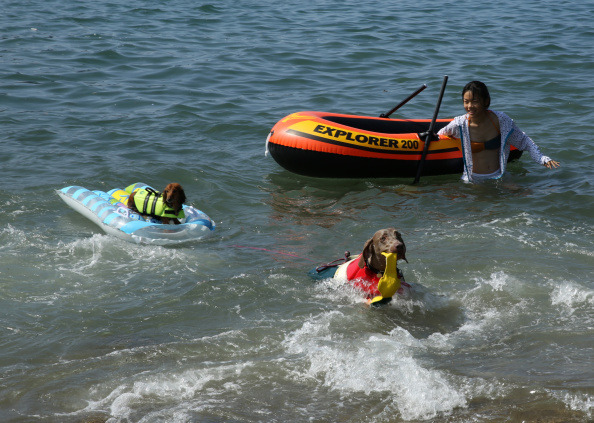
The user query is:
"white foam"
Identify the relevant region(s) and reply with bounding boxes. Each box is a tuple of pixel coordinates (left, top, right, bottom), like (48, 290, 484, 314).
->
(82, 362, 249, 422)
(283, 312, 468, 420)
(552, 390, 594, 419)
(109, 391, 142, 421)
(312, 274, 419, 314)
(0, 224, 30, 248)
(428, 274, 531, 349)
(550, 281, 593, 312)
(313, 276, 363, 303)
(466, 271, 515, 294)
(565, 392, 594, 418)
(51, 233, 206, 283)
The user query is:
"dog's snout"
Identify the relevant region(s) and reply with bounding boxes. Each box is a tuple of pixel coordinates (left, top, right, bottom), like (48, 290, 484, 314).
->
(391, 239, 407, 262)
(389, 240, 403, 253)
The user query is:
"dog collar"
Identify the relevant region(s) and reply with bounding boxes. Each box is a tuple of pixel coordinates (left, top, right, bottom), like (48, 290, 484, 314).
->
(365, 258, 384, 276)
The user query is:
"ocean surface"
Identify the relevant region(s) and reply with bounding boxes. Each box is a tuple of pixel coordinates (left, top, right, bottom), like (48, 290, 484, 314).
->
(1, 0, 593, 422)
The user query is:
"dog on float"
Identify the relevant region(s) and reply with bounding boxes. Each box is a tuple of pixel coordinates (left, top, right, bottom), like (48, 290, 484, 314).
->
(127, 183, 187, 225)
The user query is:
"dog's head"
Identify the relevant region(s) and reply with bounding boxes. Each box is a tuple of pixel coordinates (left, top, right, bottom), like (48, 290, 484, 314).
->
(358, 228, 407, 273)
(162, 183, 186, 214)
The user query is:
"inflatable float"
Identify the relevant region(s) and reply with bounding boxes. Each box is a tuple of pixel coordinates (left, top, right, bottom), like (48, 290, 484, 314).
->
(57, 182, 215, 245)
(310, 251, 410, 305)
(265, 110, 522, 178)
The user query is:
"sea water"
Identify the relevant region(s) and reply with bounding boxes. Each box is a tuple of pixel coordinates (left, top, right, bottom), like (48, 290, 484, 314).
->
(1, 0, 592, 422)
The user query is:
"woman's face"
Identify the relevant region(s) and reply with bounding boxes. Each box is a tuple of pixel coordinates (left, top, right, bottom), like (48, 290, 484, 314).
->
(463, 91, 488, 118)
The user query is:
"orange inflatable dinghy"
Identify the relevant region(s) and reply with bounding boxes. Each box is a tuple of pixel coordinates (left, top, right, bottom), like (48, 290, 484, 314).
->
(265, 111, 522, 178)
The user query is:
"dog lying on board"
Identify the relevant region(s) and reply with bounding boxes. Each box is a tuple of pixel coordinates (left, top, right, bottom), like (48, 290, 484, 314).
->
(127, 183, 187, 225)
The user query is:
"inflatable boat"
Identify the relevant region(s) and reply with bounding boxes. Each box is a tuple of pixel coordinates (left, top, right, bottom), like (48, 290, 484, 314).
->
(57, 183, 215, 245)
(265, 111, 522, 178)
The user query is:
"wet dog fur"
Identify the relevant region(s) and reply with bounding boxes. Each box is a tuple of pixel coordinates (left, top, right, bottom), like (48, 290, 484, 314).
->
(357, 228, 407, 274)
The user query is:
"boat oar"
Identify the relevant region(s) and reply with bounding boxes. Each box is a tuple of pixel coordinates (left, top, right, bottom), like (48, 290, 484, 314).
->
(413, 75, 448, 184)
(379, 84, 427, 118)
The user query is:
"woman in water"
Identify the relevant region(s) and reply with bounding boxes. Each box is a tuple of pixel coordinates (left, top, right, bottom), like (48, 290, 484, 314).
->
(437, 81, 560, 182)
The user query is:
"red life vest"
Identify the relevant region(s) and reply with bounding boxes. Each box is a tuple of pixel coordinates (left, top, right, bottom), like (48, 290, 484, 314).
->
(346, 259, 381, 298)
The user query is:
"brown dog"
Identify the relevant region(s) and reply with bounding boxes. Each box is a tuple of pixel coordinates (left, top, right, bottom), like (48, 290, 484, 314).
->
(127, 183, 187, 225)
(327, 228, 409, 302)
(357, 228, 408, 274)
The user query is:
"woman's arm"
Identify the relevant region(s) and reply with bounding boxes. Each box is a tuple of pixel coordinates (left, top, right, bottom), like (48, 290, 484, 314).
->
(437, 118, 461, 138)
(508, 121, 558, 167)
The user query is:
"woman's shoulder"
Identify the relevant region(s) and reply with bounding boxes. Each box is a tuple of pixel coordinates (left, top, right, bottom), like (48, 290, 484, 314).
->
(450, 114, 468, 124)
(489, 110, 512, 122)
(489, 110, 520, 137)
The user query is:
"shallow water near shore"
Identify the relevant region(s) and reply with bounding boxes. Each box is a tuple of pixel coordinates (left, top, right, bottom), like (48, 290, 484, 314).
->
(1, 0, 593, 422)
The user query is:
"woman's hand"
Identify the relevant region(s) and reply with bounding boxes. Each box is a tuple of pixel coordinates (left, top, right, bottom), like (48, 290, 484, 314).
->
(544, 160, 560, 169)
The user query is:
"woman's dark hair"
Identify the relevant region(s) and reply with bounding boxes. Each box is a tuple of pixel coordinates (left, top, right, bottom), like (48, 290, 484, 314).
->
(462, 81, 491, 108)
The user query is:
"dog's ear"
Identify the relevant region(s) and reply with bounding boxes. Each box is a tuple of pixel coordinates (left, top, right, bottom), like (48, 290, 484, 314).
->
(358, 237, 374, 268)
(401, 243, 407, 263)
(394, 229, 408, 262)
(161, 185, 169, 202)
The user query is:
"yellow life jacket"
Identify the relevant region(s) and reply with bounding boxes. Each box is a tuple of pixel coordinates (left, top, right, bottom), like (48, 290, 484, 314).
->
(132, 188, 185, 220)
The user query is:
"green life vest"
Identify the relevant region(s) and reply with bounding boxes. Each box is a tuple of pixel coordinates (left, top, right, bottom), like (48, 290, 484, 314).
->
(133, 188, 185, 219)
